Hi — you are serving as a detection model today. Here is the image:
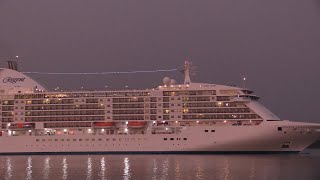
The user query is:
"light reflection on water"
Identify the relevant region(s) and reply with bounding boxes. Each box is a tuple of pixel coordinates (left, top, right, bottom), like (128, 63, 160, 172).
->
(26, 156, 32, 180)
(0, 149, 320, 180)
(87, 157, 92, 180)
(43, 156, 50, 180)
(62, 156, 68, 180)
(221, 159, 230, 180)
(152, 158, 158, 180)
(161, 158, 169, 180)
(5, 157, 12, 180)
(123, 157, 131, 180)
(193, 159, 204, 180)
(249, 158, 256, 180)
(99, 157, 106, 180)
(174, 159, 182, 180)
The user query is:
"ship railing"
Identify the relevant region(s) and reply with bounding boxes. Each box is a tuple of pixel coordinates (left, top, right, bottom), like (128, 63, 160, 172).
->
(231, 96, 251, 102)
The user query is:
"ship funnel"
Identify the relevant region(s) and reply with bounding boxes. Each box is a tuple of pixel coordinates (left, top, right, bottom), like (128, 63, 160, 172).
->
(7, 61, 18, 71)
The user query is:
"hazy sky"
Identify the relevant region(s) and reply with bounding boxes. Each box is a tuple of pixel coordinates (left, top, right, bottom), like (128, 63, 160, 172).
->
(0, 0, 320, 122)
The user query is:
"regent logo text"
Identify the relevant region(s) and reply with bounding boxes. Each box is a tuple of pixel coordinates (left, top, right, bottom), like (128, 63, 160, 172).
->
(2, 77, 26, 84)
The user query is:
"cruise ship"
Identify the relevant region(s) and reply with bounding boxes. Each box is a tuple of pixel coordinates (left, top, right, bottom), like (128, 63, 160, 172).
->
(0, 61, 319, 154)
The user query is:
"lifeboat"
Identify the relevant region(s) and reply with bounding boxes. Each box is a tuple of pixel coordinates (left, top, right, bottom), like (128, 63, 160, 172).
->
(17, 123, 24, 128)
(128, 121, 147, 128)
(10, 123, 33, 130)
(94, 122, 114, 128)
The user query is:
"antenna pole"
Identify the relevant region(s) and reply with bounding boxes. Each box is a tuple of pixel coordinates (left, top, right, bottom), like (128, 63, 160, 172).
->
(242, 76, 246, 89)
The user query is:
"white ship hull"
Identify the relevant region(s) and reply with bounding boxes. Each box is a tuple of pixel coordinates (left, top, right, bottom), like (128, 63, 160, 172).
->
(1, 121, 319, 154)
(1, 62, 320, 154)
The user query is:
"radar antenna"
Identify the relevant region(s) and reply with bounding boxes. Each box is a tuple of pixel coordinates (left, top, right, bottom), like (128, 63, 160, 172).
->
(184, 60, 192, 85)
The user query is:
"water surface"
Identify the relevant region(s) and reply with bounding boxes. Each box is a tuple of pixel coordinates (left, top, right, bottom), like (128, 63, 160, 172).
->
(0, 149, 319, 180)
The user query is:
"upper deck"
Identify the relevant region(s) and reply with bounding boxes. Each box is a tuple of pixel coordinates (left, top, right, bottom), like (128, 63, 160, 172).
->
(0, 61, 279, 133)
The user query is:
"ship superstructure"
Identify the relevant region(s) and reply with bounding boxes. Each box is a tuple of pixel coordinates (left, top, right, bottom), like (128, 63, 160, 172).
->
(0, 61, 319, 154)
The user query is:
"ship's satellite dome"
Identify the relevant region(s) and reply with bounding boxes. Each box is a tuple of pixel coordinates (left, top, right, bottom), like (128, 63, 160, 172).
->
(170, 79, 176, 85)
(0, 68, 47, 94)
(163, 77, 171, 85)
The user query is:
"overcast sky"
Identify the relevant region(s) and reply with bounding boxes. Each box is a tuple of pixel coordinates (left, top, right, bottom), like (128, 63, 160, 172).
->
(0, 0, 320, 122)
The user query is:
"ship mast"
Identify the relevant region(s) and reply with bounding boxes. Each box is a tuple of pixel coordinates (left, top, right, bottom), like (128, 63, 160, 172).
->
(184, 60, 192, 85)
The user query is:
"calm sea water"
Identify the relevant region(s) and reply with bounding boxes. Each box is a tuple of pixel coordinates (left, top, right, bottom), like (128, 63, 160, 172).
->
(0, 149, 320, 180)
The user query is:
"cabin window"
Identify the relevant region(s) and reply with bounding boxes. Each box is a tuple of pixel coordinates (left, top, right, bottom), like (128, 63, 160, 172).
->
(183, 138, 187, 140)
(278, 127, 282, 131)
(211, 130, 215, 132)
(164, 138, 167, 140)
(281, 142, 291, 148)
(205, 130, 208, 132)
(170, 138, 174, 140)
